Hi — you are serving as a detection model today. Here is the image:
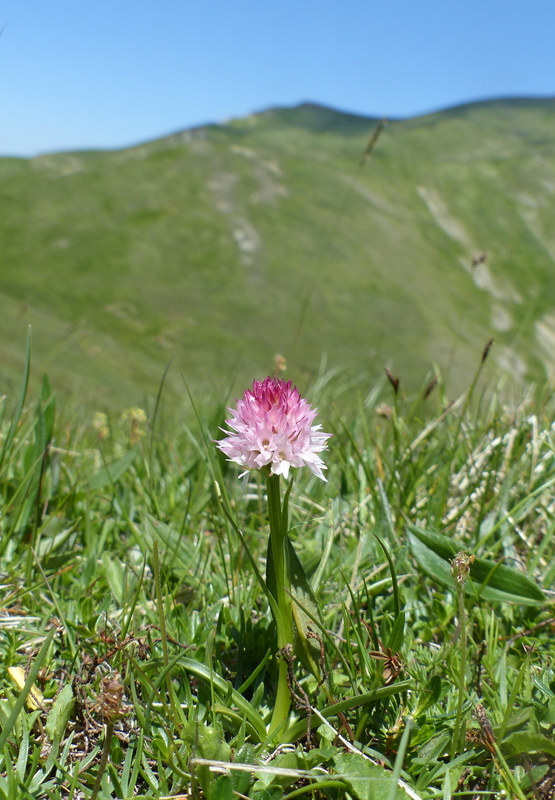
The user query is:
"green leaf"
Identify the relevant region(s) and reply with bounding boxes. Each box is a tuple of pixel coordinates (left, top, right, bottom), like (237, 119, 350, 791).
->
(232, 743, 256, 795)
(333, 753, 405, 800)
(86, 447, 137, 491)
(177, 658, 266, 742)
(413, 675, 443, 717)
(265, 528, 326, 679)
(253, 752, 299, 790)
(284, 680, 413, 742)
(504, 731, 555, 758)
(184, 721, 231, 798)
(251, 788, 284, 800)
(102, 551, 125, 604)
(287, 537, 328, 681)
(371, 529, 400, 618)
(386, 611, 405, 654)
(211, 774, 233, 800)
(46, 684, 75, 741)
(407, 525, 544, 604)
(39, 373, 56, 449)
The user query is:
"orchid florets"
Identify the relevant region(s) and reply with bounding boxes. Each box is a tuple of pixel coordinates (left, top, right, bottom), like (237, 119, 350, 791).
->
(216, 377, 331, 481)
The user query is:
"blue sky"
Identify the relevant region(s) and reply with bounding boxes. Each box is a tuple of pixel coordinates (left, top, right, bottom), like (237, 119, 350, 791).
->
(1, 0, 554, 156)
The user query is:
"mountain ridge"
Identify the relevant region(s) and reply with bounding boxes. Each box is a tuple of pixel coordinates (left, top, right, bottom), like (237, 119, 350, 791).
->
(1, 96, 555, 408)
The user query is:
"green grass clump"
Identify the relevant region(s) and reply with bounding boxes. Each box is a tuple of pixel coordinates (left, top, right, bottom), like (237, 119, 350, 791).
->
(2, 357, 555, 799)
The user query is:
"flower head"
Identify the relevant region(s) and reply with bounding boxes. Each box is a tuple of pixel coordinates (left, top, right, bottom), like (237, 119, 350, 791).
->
(217, 377, 331, 481)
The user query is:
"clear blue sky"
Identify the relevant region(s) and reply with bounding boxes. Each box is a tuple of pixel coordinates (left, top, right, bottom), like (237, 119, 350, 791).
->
(1, 0, 554, 156)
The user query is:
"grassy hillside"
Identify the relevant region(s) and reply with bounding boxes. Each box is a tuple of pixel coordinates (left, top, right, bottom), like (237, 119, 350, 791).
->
(1, 97, 555, 408)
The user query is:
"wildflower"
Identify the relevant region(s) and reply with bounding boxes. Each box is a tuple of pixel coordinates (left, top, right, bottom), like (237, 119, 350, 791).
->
(121, 407, 147, 424)
(92, 411, 109, 440)
(121, 407, 147, 444)
(215, 377, 331, 735)
(217, 377, 331, 481)
(273, 353, 287, 373)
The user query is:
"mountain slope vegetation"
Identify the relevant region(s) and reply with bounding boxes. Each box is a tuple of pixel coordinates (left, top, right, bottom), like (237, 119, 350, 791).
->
(1, 97, 555, 407)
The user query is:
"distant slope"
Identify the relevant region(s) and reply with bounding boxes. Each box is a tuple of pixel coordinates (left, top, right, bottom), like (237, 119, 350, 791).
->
(1, 97, 555, 407)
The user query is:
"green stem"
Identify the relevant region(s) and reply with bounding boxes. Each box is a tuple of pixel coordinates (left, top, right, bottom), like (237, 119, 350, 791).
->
(492, 741, 528, 800)
(266, 473, 293, 735)
(91, 722, 114, 800)
(267, 474, 293, 645)
(271, 658, 292, 736)
(152, 540, 178, 721)
(451, 577, 467, 757)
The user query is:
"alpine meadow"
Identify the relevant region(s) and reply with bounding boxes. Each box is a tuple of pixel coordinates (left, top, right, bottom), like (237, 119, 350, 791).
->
(1, 98, 555, 799)
(2, 97, 555, 404)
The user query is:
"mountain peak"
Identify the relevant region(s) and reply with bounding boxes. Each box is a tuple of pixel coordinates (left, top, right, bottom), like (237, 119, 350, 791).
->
(242, 101, 378, 135)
